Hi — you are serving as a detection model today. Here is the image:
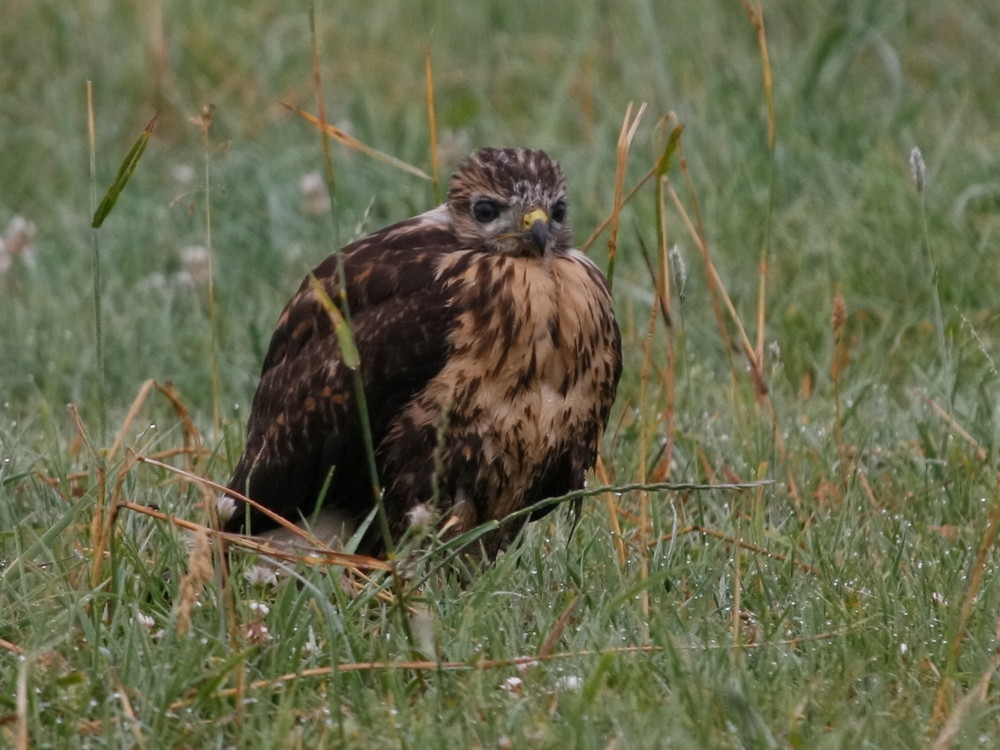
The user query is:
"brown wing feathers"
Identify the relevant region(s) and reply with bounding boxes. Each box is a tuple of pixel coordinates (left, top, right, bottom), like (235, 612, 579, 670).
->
(224, 218, 457, 546)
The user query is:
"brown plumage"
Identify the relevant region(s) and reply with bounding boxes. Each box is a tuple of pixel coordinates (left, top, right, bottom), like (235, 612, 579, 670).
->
(222, 147, 621, 559)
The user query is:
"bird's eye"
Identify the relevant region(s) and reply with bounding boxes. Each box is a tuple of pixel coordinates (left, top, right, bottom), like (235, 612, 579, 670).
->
(473, 200, 502, 223)
(551, 199, 567, 223)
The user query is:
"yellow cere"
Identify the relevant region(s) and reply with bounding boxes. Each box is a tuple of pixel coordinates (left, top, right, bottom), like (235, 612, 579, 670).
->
(520, 207, 548, 230)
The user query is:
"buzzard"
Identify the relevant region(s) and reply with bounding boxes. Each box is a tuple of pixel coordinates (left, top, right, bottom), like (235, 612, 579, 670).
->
(222, 147, 621, 559)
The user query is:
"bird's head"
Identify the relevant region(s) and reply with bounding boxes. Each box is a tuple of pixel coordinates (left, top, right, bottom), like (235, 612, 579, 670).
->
(447, 147, 572, 259)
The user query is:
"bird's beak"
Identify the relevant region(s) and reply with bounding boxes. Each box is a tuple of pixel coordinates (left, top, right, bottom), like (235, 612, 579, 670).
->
(520, 207, 550, 252)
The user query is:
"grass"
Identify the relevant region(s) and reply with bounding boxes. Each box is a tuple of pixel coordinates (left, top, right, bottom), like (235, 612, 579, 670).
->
(3, 0, 1000, 746)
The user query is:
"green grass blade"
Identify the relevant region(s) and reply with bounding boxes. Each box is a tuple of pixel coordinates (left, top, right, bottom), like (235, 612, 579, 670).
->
(308, 274, 361, 369)
(91, 113, 157, 229)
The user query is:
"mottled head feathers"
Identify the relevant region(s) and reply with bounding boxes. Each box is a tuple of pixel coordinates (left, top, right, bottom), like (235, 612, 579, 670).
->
(447, 148, 572, 258)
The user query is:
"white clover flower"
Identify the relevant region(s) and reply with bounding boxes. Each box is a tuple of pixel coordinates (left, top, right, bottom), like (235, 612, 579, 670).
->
(501, 676, 524, 697)
(216, 494, 237, 522)
(244, 565, 278, 588)
(245, 620, 272, 646)
(135, 611, 156, 630)
(406, 502, 435, 531)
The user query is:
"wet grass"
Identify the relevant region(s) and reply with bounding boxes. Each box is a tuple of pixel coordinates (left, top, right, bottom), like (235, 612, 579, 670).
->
(3, 1, 1000, 747)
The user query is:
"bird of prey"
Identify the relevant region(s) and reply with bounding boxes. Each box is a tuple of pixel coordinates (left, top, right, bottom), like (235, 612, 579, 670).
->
(222, 147, 621, 559)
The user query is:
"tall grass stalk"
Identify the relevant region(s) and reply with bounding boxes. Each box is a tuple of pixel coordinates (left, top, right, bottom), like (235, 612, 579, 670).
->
(911, 147, 949, 366)
(196, 105, 223, 436)
(84, 99, 156, 602)
(604, 102, 646, 290)
(424, 46, 441, 204)
(304, 6, 428, 676)
(831, 291, 849, 487)
(86, 81, 107, 446)
(651, 116, 684, 481)
(305, 5, 390, 556)
(741, 0, 776, 366)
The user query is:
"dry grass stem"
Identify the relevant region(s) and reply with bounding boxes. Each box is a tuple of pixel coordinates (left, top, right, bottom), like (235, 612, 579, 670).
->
(740, 0, 776, 368)
(107, 379, 156, 462)
(665, 177, 767, 395)
(15, 661, 28, 750)
(596, 456, 627, 567)
(930, 482, 1000, 727)
(916, 390, 988, 462)
(191, 104, 222, 436)
(117, 501, 391, 572)
(930, 649, 1000, 749)
(740, 0, 775, 150)
(284, 104, 431, 181)
(176, 526, 213, 635)
(657, 524, 819, 575)
(604, 102, 647, 288)
(424, 46, 441, 203)
(580, 166, 656, 253)
(831, 292, 850, 487)
(157, 627, 863, 716)
(537, 593, 582, 660)
(1, 637, 24, 655)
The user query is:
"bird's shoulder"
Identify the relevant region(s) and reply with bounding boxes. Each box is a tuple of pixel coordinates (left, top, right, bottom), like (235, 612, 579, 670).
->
(261, 205, 461, 373)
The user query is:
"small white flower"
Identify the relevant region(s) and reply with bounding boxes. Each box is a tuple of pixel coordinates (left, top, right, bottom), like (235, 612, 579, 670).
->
(248, 601, 270, 616)
(515, 659, 539, 673)
(135, 612, 156, 630)
(245, 620, 272, 646)
(216, 494, 237, 522)
(554, 675, 583, 692)
(244, 565, 278, 588)
(406, 502, 435, 531)
(501, 676, 524, 696)
(899, 642, 909, 656)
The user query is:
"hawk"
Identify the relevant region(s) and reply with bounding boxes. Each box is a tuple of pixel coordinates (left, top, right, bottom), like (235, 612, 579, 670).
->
(222, 147, 622, 559)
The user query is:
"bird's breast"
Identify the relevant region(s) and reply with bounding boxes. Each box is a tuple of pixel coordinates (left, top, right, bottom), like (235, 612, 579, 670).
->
(427, 249, 616, 471)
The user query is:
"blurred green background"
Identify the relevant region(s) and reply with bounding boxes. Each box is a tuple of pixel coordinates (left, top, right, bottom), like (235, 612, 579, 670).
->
(4, 1, 1000, 746)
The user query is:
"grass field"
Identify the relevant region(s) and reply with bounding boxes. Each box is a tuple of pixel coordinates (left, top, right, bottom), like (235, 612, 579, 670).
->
(3, 1, 1000, 747)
